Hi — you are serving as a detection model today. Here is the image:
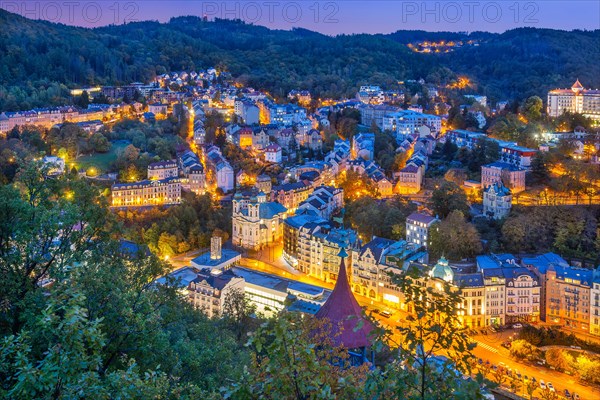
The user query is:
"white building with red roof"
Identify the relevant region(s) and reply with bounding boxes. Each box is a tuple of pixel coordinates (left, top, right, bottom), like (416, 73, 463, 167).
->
(548, 79, 600, 122)
(264, 143, 282, 163)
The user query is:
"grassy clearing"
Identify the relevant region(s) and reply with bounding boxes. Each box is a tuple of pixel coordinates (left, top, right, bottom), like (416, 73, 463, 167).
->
(75, 141, 129, 172)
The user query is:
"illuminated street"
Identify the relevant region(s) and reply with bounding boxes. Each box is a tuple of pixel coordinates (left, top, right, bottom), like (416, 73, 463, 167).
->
(223, 245, 600, 400)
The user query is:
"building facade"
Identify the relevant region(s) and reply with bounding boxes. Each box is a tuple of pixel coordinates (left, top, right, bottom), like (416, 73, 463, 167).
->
(148, 160, 178, 180)
(352, 237, 426, 306)
(482, 268, 506, 326)
(545, 266, 593, 331)
(232, 192, 288, 250)
(591, 279, 600, 336)
(547, 80, 600, 122)
(264, 143, 283, 163)
(205, 145, 234, 192)
(504, 268, 541, 323)
(481, 162, 526, 194)
(188, 164, 206, 195)
(352, 133, 375, 161)
(111, 178, 181, 207)
(405, 213, 439, 249)
(188, 269, 245, 318)
(270, 181, 313, 213)
(382, 110, 442, 139)
(296, 224, 358, 284)
(296, 185, 344, 220)
(483, 182, 512, 219)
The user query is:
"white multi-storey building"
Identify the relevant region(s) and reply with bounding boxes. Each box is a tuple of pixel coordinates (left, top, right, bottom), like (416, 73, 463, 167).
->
(482, 268, 506, 327)
(405, 213, 439, 248)
(478, 254, 540, 324)
(264, 143, 282, 163)
(382, 110, 442, 139)
(188, 164, 206, 195)
(547, 80, 600, 122)
(147, 160, 178, 180)
(205, 146, 234, 192)
(505, 269, 541, 323)
(234, 99, 260, 125)
(352, 132, 375, 161)
(357, 85, 384, 104)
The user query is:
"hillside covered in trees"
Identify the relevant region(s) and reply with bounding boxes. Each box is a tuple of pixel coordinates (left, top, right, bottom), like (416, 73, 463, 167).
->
(0, 9, 599, 111)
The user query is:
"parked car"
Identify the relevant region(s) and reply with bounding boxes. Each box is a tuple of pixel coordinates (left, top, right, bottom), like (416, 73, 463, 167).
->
(547, 382, 555, 392)
(512, 323, 523, 329)
(539, 380, 546, 390)
(381, 310, 392, 318)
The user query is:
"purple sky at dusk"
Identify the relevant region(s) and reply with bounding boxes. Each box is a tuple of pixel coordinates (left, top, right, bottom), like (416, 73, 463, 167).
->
(2, 1, 599, 34)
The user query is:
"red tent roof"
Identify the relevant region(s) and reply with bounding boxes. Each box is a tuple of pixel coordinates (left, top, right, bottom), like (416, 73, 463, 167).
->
(315, 249, 374, 349)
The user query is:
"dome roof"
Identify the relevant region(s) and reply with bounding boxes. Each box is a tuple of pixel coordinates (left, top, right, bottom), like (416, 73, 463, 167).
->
(431, 257, 454, 282)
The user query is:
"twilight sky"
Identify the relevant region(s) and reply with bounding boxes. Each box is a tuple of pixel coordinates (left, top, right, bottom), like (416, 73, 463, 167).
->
(4, 1, 599, 34)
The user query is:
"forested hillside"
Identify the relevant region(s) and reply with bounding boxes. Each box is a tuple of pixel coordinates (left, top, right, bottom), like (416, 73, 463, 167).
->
(0, 9, 599, 110)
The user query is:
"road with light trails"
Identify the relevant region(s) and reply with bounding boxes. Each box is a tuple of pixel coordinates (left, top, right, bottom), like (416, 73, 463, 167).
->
(470, 330, 599, 400)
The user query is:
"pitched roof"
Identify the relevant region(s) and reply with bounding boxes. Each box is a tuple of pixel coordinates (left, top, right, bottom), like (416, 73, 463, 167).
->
(265, 143, 282, 152)
(453, 272, 484, 287)
(315, 250, 374, 349)
(407, 212, 437, 225)
(400, 165, 420, 173)
(259, 202, 287, 219)
(192, 269, 240, 291)
(360, 237, 396, 263)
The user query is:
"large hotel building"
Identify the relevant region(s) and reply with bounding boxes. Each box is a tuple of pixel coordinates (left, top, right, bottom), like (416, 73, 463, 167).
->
(111, 177, 181, 207)
(547, 80, 600, 122)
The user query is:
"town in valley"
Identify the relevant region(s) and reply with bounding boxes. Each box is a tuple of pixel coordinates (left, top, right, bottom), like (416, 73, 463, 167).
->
(1, 7, 600, 400)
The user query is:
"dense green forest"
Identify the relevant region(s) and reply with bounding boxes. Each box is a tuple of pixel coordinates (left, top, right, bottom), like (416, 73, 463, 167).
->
(0, 9, 599, 111)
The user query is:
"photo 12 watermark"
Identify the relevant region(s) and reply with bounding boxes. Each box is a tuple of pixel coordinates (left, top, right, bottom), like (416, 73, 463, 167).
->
(399, 1, 540, 25)
(0, 1, 141, 24)
(0, 1, 345, 26)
